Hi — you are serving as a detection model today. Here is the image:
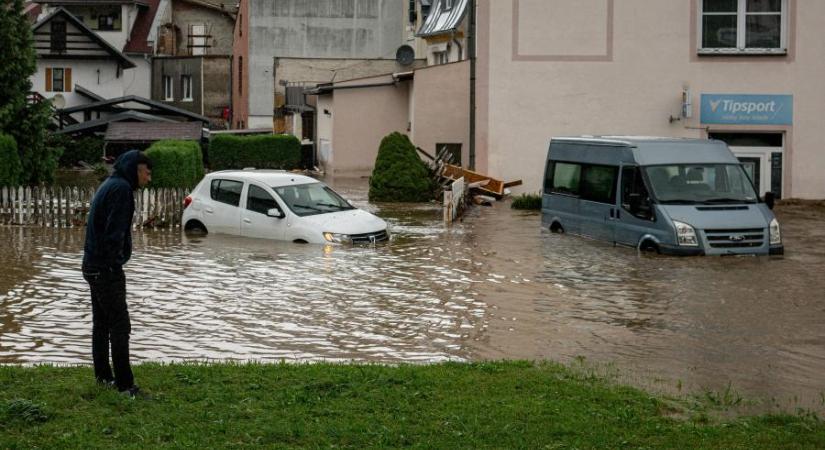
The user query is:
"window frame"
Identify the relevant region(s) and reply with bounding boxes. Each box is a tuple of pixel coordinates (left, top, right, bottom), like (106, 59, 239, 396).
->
(698, 0, 788, 55)
(181, 75, 193, 102)
(545, 161, 583, 197)
(51, 68, 65, 92)
(50, 20, 67, 54)
(163, 75, 173, 101)
(245, 183, 283, 216)
(579, 164, 619, 205)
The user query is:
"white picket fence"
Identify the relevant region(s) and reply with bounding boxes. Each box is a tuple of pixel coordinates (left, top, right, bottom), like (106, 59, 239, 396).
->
(443, 176, 466, 224)
(0, 186, 189, 228)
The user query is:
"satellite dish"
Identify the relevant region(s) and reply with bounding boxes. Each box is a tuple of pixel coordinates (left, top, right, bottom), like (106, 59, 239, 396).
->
(52, 93, 66, 109)
(396, 45, 415, 66)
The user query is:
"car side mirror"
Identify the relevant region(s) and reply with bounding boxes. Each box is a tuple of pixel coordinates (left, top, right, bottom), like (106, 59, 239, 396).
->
(267, 208, 285, 219)
(763, 192, 775, 210)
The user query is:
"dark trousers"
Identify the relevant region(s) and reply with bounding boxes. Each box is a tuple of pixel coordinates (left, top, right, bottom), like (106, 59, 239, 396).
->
(82, 265, 134, 391)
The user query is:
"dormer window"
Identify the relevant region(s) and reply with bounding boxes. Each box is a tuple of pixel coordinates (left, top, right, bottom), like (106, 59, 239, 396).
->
(50, 21, 66, 54)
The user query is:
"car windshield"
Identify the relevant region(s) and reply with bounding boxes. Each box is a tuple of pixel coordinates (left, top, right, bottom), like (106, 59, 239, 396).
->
(272, 182, 355, 216)
(644, 164, 759, 204)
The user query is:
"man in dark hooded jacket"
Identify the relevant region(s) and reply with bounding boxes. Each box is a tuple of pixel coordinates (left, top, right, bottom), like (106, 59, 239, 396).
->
(82, 150, 152, 397)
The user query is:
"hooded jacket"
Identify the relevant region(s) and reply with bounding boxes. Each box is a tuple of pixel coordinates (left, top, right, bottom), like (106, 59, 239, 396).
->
(83, 150, 143, 269)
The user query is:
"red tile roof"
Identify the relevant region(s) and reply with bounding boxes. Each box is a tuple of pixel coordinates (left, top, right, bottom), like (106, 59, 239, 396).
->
(124, 0, 160, 54)
(23, 2, 42, 23)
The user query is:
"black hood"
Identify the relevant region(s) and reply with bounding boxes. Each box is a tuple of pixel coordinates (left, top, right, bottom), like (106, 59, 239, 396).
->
(112, 150, 143, 189)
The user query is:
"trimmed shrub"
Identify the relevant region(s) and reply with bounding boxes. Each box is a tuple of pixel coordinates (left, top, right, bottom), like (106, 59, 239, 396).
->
(144, 140, 205, 188)
(368, 132, 433, 202)
(511, 193, 542, 210)
(209, 134, 301, 170)
(0, 133, 23, 186)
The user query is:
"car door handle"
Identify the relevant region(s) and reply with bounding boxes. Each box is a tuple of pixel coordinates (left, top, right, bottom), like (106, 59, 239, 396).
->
(243, 218, 251, 224)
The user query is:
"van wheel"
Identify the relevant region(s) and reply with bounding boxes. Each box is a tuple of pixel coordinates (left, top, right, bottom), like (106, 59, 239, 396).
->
(550, 222, 564, 234)
(639, 240, 659, 254)
(184, 220, 208, 234)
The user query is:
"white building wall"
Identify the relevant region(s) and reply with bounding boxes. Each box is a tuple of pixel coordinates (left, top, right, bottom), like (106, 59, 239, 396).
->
(32, 59, 128, 108)
(123, 56, 152, 98)
(316, 95, 334, 169)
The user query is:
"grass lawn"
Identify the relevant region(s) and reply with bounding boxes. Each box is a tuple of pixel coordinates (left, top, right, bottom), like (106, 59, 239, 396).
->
(1, 361, 823, 449)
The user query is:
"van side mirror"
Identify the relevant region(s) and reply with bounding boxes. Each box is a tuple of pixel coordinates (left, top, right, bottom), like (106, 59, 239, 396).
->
(267, 208, 285, 219)
(763, 192, 775, 210)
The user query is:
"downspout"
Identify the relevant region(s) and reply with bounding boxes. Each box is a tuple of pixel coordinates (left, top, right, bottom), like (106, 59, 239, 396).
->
(452, 33, 463, 61)
(468, 0, 477, 170)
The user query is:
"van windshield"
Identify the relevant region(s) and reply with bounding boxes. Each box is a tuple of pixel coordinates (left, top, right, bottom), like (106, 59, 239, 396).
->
(644, 164, 758, 205)
(272, 182, 355, 216)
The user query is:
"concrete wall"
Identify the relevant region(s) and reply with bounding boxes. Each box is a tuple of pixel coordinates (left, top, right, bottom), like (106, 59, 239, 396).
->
(412, 60, 470, 165)
(124, 55, 152, 98)
(152, 56, 231, 127)
(477, 0, 825, 198)
(247, 0, 407, 122)
(32, 59, 127, 109)
(326, 74, 411, 176)
(202, 56, 231, 127)
(273, 57, 424, 96)
(171, 0, 235, 56)
(231, 0, 249, 128)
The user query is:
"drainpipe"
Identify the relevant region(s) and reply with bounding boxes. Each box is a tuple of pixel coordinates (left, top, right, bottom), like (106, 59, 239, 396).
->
(468, 0, 477, 170)
(452, 34, 463, 61)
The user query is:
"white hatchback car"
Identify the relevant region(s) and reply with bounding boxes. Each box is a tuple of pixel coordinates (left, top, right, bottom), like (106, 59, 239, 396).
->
(182, 170, 389, 244)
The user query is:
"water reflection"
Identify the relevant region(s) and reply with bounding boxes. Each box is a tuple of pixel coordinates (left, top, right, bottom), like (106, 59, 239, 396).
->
(1, 177, 824, 413)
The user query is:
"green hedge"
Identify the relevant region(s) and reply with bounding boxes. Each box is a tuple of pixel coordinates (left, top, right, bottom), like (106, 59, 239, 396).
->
(368, 132, 433, 202)
(209, 134, 301, 170)
(511, 193, 542, 210)
(0, 134, 23, 186)
(144, 140, 204, 188)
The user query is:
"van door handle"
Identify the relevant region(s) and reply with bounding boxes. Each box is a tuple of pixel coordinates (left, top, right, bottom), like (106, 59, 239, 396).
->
(615, 209, 621, 219)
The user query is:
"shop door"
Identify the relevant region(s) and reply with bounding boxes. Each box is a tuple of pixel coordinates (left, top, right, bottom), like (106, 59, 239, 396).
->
(738, 157, 761, 194)
(729, 147, 781, 198)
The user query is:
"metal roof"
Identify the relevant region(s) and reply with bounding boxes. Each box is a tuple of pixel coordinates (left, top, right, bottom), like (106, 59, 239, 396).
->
(55, 110, 175, 135)
(59, 95, 210, 123)
(104, 121, 203, 142)
(416, 0, 468, 37)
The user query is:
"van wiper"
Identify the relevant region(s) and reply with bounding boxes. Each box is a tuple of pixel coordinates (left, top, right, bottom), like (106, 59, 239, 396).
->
(703, 198, 756, 204)
(659, 199, 698, 204)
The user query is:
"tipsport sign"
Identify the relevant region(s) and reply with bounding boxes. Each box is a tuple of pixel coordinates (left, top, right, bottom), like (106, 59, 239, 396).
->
(701, 94, 793, 125)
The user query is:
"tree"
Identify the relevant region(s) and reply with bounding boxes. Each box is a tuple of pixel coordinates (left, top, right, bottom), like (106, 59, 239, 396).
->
(0, 134, 23, 186)
(0, 0, 60, 185)
(368, 132, 434, 202)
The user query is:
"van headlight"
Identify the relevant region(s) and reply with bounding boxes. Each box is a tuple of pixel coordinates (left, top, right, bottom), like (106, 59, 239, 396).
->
(673, 220, 698, 247)
(323, 232, 351, 244)
(769, 218, 781, 245)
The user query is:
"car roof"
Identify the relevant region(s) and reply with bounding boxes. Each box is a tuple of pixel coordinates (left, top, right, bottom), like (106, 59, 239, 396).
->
(206, 170, 318, 187)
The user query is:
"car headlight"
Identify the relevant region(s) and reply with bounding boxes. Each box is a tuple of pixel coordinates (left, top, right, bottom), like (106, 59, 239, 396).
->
(323, 232, 351, 244)
(672, 220, 698, 247)
(769, 218, 781, 245)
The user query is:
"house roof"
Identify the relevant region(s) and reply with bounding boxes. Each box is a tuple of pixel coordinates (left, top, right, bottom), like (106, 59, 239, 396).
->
(31, 7, 136, 68)
(59, 95, 210, 123)
(34, 0, 149, 5)
(55, 110, 175, 135)
(124, 0, 160, 54)
(23, 2, 42, 23)
(416, 0, 468, 37)
(104, 121, 203, 142)
(74, 84, 106, 102)
(178, 0, 237, 17)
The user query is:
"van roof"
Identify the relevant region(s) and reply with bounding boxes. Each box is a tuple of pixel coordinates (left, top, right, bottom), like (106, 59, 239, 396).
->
(206, 170, 318, 186)
(550, 136, 739, 165)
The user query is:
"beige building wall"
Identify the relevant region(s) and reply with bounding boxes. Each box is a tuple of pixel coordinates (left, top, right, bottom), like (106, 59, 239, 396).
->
(412, 61, 470, 165)
(478, 0, 825, 199)
(327, 74, 411, 177)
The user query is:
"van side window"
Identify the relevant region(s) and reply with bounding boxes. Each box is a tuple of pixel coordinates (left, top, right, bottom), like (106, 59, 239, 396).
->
(210, 179, 243, 207)
(580, 165, 618, 204)
(550, 162, 581, 196)
(246, 184, 281, 215)
(621, 167, 654, 220)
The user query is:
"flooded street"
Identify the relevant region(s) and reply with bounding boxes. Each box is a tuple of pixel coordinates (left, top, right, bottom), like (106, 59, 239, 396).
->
(1, 178, 824, 413)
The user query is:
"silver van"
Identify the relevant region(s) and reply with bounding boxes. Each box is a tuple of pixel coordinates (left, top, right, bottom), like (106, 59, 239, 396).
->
(542, 136, 783, 256)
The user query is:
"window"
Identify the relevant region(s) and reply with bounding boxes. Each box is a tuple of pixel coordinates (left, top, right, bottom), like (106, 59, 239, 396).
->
(273, 182, 354, 217)
(181, 75, 193, 101)
(50, 21, 66, 54)
(644, 164, 758, 204)
(442, 0, 454, 11)
(621, 166, 654, 220)
(434, 51, 448, 65)
(548, 162, 581, 196)
(163, 75, 173, 101)
(247, 185, 281, 215)
(580, 165, 618, 204)
(47, 67, 71, 92)
(409, 0, 417, 24)
(700, 0, 786, 53)
(210, 179, 243, 206)
(190, 24, 207, 56)
(436, 143, 462, 166)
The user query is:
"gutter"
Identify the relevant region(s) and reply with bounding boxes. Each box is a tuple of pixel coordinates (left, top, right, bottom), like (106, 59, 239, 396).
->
(305, 73, 412, 95)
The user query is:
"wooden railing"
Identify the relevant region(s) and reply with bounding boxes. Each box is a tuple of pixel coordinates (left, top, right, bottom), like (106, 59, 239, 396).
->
(0, 186, 190, 228)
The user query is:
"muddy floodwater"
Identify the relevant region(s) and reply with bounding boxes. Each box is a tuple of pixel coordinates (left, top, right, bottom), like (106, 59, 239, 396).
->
(1, 178, 824, 413)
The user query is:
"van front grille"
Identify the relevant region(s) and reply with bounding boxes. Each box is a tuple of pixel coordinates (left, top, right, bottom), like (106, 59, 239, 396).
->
(350, 229, 389, 244)
(703, 228, 765, 249)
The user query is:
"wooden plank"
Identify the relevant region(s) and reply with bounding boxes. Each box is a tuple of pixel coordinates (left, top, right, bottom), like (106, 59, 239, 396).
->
(503, 180, 523, 188)
(442, 164, 505, 198)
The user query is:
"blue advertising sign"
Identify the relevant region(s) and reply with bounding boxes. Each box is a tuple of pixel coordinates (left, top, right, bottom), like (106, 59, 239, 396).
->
(700, 94, 793, 125)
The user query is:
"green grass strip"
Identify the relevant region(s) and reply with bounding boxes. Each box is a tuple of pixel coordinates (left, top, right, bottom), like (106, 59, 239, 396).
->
(1, 361, 823, 449)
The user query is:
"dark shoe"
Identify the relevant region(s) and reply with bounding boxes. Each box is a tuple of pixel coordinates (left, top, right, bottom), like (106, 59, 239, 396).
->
(119, 385, 149, 399)
(96, 378, 116, 389)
